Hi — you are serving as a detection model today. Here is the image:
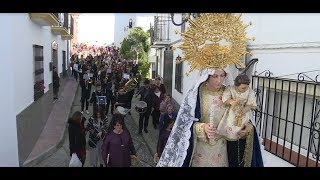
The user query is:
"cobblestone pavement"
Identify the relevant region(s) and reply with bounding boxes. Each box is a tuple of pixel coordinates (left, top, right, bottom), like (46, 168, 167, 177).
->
(34, 84, 155, 167)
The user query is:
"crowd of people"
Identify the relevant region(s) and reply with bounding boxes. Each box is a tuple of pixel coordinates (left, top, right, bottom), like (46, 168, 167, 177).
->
(67, 45, 177, 167)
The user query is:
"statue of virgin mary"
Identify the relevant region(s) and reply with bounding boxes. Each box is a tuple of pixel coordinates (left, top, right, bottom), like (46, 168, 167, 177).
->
(157, 13, 264, 167)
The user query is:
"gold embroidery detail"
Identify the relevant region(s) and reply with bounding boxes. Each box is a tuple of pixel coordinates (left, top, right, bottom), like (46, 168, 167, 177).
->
(195, 123, 205, 137)
(244, 124, 254, 167)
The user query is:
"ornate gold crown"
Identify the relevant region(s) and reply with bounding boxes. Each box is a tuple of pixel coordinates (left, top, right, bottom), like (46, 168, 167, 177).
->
(175, 13, 254, 74)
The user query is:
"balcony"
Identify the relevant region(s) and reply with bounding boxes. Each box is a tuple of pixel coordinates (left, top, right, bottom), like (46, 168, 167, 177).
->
(151, 14, 171, 48)
(29, 13, 59, 26)
(51, 13, 73, 40)
(61, 34, 73, 40)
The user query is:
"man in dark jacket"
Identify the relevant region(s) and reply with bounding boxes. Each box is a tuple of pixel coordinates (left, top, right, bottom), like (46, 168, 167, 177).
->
(105, 77, 118, 115)
(90, 83, 106, 113)
(53, 66, 60, 100)
(137, 79, 154, 134)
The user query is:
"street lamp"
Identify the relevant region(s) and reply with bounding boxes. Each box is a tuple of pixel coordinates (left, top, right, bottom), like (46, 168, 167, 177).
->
(129, 18, 133, 28)
(124, 18, 134, 31)
(170, 13, 201, 26)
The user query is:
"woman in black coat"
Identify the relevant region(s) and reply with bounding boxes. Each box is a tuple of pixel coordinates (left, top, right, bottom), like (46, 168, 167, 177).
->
(68, 111, 87, 166)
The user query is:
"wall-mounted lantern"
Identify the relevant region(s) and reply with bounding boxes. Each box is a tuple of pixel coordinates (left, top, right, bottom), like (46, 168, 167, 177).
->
(129, 18, 133, 28)
(170, 13, 200, 26)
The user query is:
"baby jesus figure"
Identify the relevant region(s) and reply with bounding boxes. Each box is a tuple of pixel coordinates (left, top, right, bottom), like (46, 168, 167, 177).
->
(217, 74, 257, 140)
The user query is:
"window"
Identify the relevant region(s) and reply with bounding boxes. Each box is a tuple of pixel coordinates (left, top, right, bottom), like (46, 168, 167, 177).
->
(175, 62, 183, 93)
(33, 45, 44, 101)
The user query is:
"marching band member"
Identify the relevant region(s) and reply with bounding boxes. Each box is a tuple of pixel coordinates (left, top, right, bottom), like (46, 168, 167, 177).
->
(80, 69, 93, 114)
(106, 77, 119, 115)
(90, 82, 107, 113)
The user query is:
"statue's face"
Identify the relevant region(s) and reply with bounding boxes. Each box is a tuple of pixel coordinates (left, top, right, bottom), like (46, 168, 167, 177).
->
(208, 69, 226, 90)
(237, 84, 249, 93)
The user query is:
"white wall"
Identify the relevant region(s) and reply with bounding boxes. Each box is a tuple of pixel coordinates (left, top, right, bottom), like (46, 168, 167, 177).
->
(169, 14, 183, 43)
(242, 13, 320, 45)
(6, 13, 67, 115)
(135, 13, 155, 32)
(52, 32, 67, 76)
(114, 13, 155, 47)
(0, 14, 20, 167)
(113, 13, 136, 47)
(249, 48, 320, 78)
(242, 13, 320, 77)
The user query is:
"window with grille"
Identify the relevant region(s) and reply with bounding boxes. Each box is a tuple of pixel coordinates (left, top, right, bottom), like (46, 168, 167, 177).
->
(33, 45, 44, 101)
(175, 62, 183, 93)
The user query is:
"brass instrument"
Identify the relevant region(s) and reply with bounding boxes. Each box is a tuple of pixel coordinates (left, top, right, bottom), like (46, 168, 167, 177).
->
(103, 77, 108, 84)
(123, 77, 138, 93)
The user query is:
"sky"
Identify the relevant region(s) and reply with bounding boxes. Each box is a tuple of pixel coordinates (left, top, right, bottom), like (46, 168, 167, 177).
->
(78, 13, 115, 46)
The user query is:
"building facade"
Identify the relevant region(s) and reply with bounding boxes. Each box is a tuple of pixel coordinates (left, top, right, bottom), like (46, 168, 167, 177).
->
(150, 13, 320, 167)
(70, 13, 80, 55)
(0, 13, 73, 166)
(113, 13, 155, 47)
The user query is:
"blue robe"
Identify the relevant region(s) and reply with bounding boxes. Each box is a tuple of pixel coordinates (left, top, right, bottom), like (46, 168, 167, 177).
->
(182, 83, 264, 167)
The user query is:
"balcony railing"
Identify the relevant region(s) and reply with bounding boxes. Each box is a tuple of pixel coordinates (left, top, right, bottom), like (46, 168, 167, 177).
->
(152, 14, 170, 45)
(70, 16, 74, 36)
(52, 13, 59, 22)
(52, 13, 69, 28)
(252, 70, 320, 167)
(63, 13, 68, 29)
(51, 13, 73, 40)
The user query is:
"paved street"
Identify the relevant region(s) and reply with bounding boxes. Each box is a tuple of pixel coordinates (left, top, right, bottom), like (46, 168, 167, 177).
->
(34, 84, 155, 167)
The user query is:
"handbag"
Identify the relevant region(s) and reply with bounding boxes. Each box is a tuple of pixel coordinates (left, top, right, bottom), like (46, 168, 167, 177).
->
(69, 153, 82, 167)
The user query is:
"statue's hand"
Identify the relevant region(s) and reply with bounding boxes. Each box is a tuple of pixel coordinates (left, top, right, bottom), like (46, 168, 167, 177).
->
(229, 98, 237, 107)
(204, 123, 216, 139)
(238, 123, 252, 139)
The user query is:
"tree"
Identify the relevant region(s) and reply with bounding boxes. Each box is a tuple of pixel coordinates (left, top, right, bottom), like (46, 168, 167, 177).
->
(120, 38, 135, 59)
(120, 27, 151, 77)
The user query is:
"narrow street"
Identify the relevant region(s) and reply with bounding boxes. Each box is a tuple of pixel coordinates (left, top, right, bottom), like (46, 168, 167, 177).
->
(34, 84, 155, 167)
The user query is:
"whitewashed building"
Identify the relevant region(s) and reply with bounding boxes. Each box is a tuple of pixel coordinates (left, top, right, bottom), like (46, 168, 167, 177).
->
(0, 13, 73, 166)
(150, 13, 320, 167)
(113, 13, 155, 47)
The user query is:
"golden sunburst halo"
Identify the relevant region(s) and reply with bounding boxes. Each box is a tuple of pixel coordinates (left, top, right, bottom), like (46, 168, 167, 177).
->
(176, 13, 254, 74)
